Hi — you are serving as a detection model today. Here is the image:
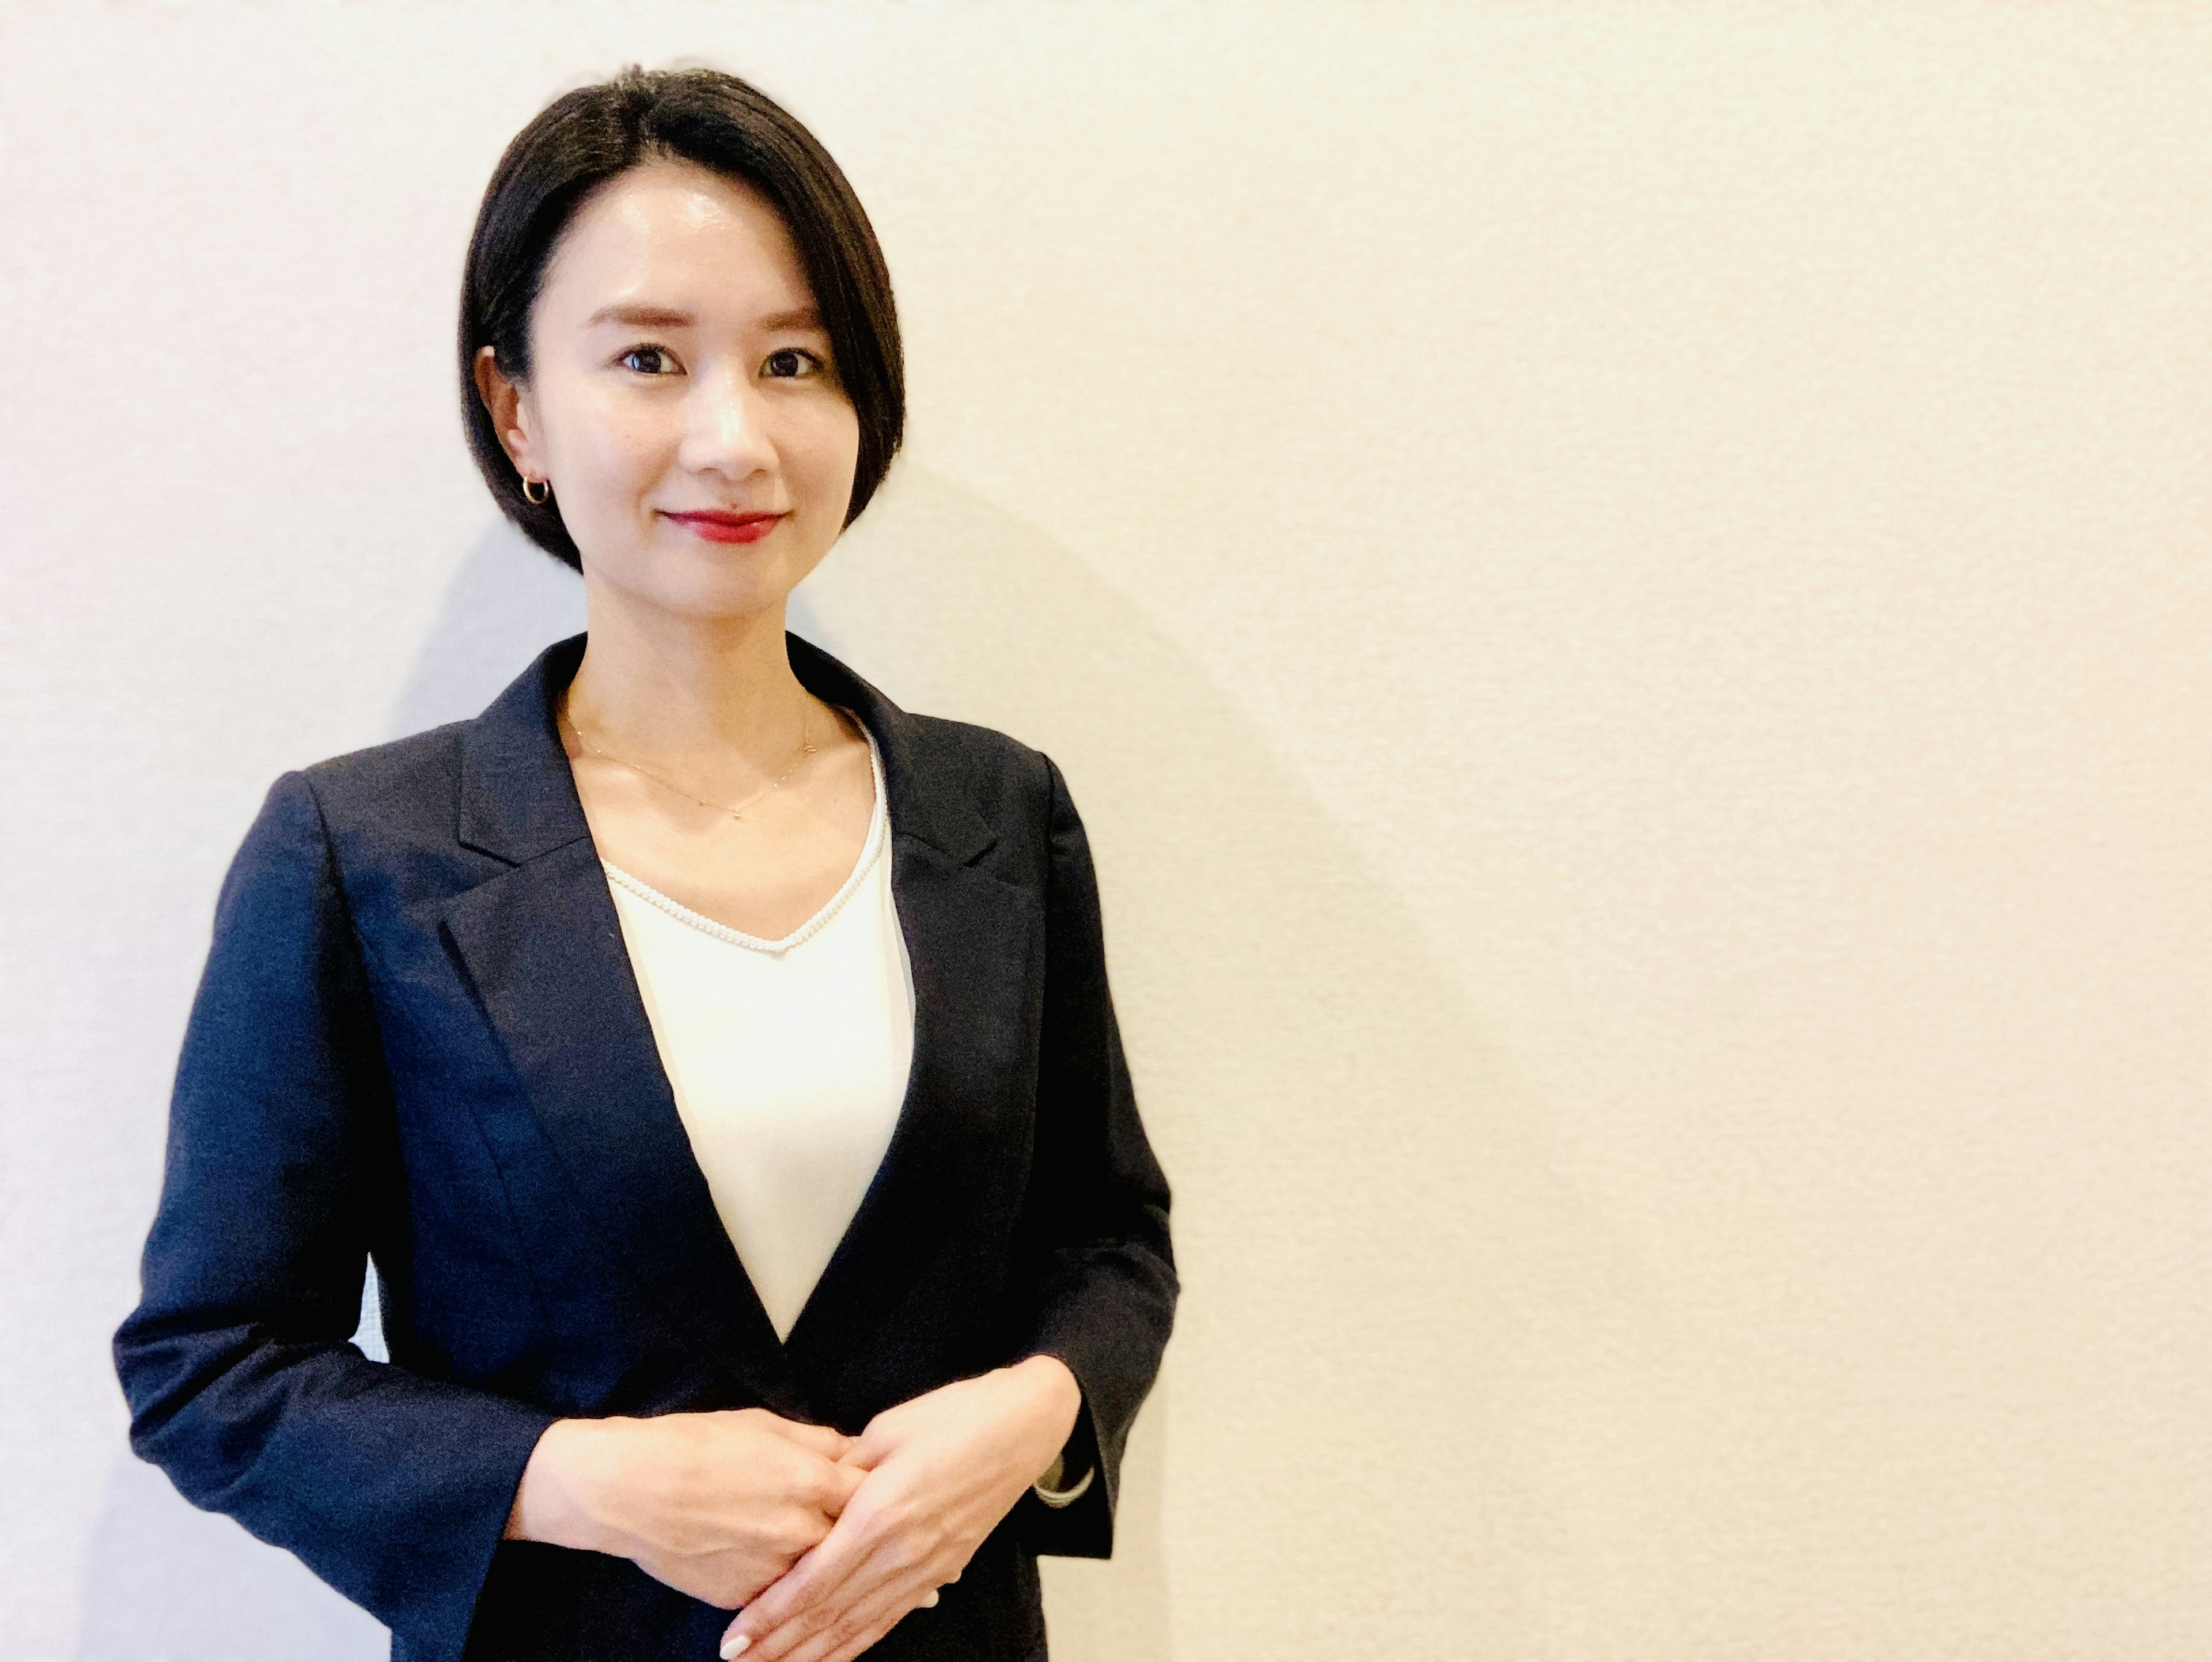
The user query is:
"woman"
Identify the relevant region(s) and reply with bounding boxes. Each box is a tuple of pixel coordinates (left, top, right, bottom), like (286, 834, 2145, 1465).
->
(112, 65, 1176, 1662)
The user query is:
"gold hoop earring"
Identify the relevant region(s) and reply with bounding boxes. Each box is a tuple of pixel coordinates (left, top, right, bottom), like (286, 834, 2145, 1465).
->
(521, 475, 551, 506)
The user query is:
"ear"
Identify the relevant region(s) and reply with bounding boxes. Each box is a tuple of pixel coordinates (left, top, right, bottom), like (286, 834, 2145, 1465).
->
(473, 344, 543, 480)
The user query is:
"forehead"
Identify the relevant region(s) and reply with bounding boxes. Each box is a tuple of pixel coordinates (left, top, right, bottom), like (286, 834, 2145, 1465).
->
(537, 159, 816, 322)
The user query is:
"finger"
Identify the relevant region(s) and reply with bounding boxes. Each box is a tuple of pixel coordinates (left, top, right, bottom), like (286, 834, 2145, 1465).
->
(759, 1416, 855, 1460)
(735, 1543, 888, 1662)
(722, 1512, 880, 1659)
(773, 1572, 941, 1662)
(753, 1557, 931, 1662)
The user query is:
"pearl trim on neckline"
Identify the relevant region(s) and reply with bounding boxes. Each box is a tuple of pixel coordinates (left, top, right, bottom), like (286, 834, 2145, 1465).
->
(600, 725, 888, 956)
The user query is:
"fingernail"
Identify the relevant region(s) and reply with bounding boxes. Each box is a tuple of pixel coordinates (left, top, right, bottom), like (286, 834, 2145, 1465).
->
(719, 1633, 751, 1659)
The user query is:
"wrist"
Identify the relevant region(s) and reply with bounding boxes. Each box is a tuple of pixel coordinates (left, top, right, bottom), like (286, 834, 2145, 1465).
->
(1006, 1353, 1083, 1459)
(505, 1417, 628, 1554)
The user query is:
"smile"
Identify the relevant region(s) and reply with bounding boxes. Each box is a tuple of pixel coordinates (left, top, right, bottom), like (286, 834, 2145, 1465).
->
(664, 510, 786, 545)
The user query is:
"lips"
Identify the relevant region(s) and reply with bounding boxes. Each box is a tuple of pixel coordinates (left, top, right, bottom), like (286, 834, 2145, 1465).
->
(665, 509, 786, 545)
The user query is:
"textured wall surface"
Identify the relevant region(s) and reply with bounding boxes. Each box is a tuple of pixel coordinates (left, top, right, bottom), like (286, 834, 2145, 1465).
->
(3, 4, 2209, 1659)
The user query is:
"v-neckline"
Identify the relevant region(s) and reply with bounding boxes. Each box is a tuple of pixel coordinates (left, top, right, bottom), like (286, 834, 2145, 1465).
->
(600, 725, 887, 956)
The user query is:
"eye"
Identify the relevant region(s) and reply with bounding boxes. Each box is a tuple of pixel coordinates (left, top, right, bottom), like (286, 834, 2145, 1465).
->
(618, 344, 680, 376)
(763, 347, 824, 380)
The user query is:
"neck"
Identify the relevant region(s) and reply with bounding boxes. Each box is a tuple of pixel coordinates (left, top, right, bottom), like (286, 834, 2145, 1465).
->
(562, 580, 817, 774)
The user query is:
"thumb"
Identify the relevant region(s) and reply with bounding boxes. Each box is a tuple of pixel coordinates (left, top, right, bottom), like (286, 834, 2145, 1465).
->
(760, 1414, 857, 1462)
(838, 1417, 899, 1471)
(824, 1459, 868, 1515)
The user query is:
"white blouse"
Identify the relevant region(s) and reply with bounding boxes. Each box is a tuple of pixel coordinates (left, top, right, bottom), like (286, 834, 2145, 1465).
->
(599, 721, 1094, 1506)
(603, 726, 912, 1343)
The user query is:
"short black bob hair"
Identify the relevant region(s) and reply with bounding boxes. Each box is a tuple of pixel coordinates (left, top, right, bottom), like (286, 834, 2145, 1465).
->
(459, 65, 903, 571)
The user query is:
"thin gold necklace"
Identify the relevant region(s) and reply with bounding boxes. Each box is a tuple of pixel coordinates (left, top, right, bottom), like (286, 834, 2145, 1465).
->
(560, 689, 819, 823)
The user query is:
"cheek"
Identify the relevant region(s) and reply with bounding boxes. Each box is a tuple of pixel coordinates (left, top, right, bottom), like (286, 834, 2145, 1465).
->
(789, 399, 862, 507)
(570, 389, 674, 487)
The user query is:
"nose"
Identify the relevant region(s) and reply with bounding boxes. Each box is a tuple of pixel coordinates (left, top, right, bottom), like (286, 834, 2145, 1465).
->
(680, 358, 777, 486)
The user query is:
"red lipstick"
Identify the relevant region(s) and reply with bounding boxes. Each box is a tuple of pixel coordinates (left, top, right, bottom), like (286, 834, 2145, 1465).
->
(665, 510, 785, 545)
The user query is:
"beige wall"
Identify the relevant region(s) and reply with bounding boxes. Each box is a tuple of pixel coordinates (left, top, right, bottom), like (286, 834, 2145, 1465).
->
(3, 4, 2208, 1658)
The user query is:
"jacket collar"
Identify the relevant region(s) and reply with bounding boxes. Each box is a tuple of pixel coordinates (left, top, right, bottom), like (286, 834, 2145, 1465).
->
(455, 630, 997, 870)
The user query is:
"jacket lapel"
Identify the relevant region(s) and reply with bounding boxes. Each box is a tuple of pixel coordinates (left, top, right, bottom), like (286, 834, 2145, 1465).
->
(437, 631, 1040, 1422)
(441, 634, 803, 1415)
(780, 636, 1044, 1396)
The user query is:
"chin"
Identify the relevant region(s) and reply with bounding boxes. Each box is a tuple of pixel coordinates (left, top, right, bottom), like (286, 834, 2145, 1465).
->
(653, 565, 804, 624)
(586, 529, 829, 624)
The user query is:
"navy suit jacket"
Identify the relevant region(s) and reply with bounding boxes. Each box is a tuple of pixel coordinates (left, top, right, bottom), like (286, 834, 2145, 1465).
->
(113, 632, 1177, 1662)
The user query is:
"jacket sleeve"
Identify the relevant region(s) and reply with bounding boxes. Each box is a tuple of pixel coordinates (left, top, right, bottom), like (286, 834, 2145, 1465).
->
(1012, 755, 1178, 1557)
(112, 770, 558, 1660)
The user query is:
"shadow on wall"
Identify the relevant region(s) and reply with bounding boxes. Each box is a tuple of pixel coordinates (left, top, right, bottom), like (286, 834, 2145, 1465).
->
(795, 468, 1650, 1659)
(384, 519, 592, 739)
(72, 525, 582, 1662)
(79, 470, 1644, 1661)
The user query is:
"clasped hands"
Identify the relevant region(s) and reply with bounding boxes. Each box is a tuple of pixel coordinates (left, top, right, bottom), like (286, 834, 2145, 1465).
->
(505, 1354, 1083, 1662)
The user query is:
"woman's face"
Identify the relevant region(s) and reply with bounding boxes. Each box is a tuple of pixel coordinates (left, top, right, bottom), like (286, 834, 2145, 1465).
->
(476, 159, 861, 620)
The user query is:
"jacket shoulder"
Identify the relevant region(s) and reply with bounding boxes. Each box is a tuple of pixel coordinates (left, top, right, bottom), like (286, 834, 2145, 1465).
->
(287, 721, 472, 863)
(899, 711, 1059, 828)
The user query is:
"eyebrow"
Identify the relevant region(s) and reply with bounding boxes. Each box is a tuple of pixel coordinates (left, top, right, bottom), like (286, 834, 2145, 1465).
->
(582, 302, 825, 332)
